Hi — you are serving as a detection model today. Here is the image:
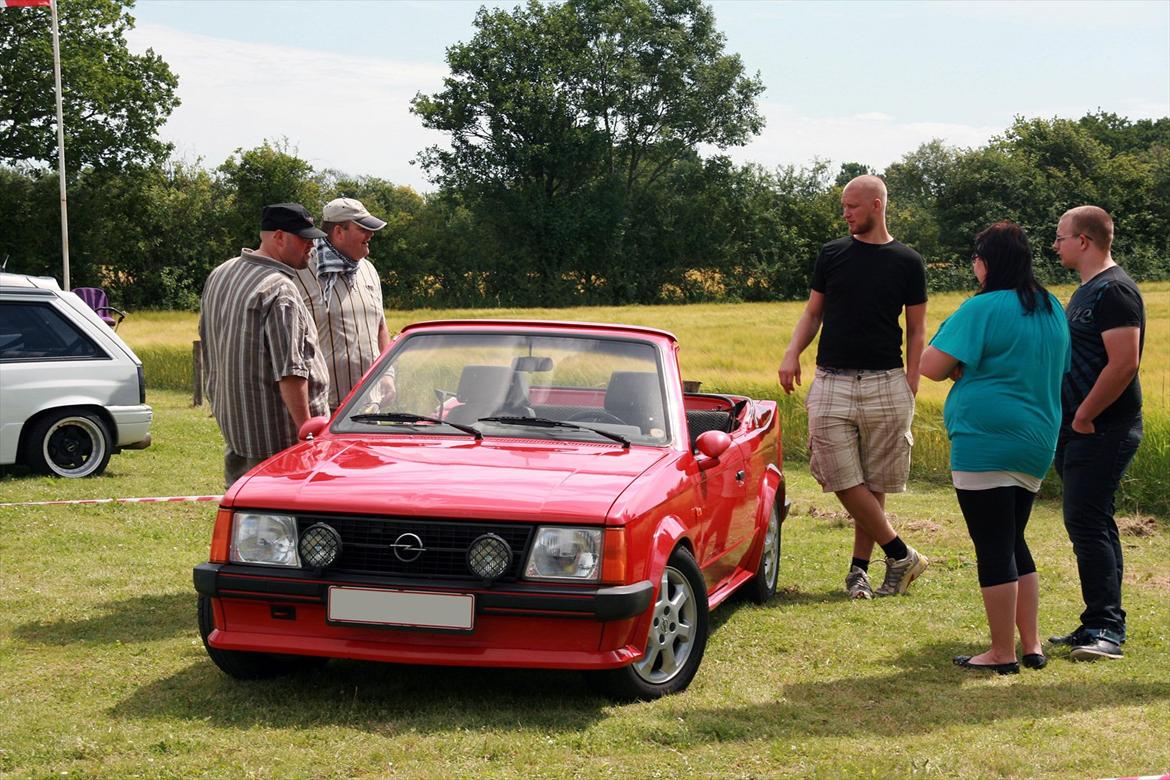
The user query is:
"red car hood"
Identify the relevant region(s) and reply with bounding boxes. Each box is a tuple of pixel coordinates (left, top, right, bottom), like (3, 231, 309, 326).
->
(227, 436, 671, 523)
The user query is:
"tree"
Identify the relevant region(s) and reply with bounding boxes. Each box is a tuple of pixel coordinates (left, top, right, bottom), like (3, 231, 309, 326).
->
(0, 0, 179, 170)
(883, 140, 959, 266)
(410, 0, 763, 303)
(413, 0, 762, 197)
(0, 166, 60, 277)
(834, 161, 872, 187)
(215, 140, 322, 252)
(1076, 111, 1170, 155)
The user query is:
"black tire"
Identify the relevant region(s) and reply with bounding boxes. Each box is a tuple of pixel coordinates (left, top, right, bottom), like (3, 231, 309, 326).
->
(23, 410, 112, 478)
(747, 502, 782, 604)
(197, 596, 327, 679)
(587, 547, 709, 701)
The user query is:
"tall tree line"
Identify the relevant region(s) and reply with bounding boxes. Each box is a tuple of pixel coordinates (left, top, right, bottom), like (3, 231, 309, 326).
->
(3, 112, 1166, 311)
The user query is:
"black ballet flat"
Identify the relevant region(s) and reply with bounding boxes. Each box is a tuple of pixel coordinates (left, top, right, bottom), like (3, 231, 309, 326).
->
(953, 655, 1020, 675)
(1022, 653, 1047, 670)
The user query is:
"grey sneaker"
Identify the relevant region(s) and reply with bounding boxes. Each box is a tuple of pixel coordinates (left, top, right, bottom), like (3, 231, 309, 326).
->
(1070, 637, 1124, 661)
(875, 547, 928, 597)
(845, 566, 874, 600)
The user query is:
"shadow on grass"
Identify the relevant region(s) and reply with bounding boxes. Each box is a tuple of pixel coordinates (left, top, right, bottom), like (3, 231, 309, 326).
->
(108, 591, 762, 733)
(107, 637, 1170, 738)
(111, 658, 609, 732)
(654, 640, 1170, 743)
(12, 592, 192, 644)
(774, 586, 865, 606)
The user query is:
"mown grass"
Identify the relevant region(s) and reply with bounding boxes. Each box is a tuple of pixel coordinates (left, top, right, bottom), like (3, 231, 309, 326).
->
(1, 390, 1167, 778)
(121, 281, 1170, 515)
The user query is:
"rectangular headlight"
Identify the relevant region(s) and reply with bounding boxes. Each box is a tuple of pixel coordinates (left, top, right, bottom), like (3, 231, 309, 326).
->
(229, 513, 300, 567)
(524, 526, 602, 581)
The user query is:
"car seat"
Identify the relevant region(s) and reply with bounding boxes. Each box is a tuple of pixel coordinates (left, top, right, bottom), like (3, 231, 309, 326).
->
(603, 371, 665, 433)
(446, 365, 513, 425)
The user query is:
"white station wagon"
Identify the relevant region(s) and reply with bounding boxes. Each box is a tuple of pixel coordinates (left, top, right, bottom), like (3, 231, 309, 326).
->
(0, 272, 152, 477)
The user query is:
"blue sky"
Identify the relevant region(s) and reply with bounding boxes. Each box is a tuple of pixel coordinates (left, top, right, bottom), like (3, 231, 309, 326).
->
(125, 0, 1170, 192)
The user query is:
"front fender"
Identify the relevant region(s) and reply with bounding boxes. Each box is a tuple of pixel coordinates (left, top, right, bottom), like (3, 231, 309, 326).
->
(617, 514, 687, 650)
(622, 514, 693, 649)
(644, 514, 692, 587)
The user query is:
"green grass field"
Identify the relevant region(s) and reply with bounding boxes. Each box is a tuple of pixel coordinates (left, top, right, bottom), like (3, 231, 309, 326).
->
(1, 390, 1167, 779)
(124, 282, 1170, 514)
(1, 288, 1168, 778)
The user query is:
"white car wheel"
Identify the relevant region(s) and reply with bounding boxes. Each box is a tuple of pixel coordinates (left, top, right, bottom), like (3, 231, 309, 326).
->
(26, 411, 112, 478)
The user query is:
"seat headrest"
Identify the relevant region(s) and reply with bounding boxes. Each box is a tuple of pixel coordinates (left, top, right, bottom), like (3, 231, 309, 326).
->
(456, 365, 512, 405)
(604, 371, 664, 432)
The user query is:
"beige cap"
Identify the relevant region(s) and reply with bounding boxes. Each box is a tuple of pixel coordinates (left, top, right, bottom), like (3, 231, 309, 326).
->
(322, 197, 386, 231)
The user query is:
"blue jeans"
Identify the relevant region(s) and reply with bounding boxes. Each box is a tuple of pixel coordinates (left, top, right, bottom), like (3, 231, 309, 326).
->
(1054, 415, 1142, 638)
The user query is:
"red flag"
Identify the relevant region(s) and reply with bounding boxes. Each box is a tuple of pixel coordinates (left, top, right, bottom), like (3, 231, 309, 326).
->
(3, 0, 52, 7)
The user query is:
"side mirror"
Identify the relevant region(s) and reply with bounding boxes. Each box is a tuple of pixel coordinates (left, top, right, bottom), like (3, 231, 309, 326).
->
(298, 416, 330, 441)
(695, 430, 731, 459)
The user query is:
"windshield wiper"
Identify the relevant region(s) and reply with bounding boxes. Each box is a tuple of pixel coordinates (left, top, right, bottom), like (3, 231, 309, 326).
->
(349, 412, 482, 440)
(477, 416, 630, 448)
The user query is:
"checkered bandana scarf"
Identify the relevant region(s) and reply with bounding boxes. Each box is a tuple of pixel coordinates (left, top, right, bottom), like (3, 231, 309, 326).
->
(314, 238, 360, 306)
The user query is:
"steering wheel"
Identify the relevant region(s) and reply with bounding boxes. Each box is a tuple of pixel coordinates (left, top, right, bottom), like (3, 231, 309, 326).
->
(566, 409, 626, 425)
(494, 404, 536, 418)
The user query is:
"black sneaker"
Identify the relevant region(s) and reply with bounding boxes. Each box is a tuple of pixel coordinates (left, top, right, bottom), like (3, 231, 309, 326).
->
(1070, 637, 1124, 661)
(1048, 628, 1089, 646)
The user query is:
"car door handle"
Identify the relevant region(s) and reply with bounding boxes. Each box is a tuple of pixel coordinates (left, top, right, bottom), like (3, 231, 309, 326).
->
(735, 470, 745, 481)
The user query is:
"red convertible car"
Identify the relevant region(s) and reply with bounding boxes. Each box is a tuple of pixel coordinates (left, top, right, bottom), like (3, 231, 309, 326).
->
(195, 320, 787, 699)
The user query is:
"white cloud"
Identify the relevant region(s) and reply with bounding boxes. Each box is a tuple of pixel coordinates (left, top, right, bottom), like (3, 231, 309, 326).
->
(920, 0, 1166, 27)
(126, 20, 1166, 193)
(716, 103, 1003, 173)
(126, 23, 450, 191)
(123, 22, 1010, 191)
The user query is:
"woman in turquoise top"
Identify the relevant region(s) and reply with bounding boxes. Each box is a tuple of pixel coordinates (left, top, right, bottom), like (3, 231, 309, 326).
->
(922, 221, 1070, 675)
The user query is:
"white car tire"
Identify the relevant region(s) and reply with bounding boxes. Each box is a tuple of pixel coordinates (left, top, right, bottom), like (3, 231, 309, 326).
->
(24, 410, 112, 478)
(587, 547, 709, 701)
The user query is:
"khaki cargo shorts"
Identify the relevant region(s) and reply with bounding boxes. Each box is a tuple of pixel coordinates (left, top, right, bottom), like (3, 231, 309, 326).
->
(805, 366, 915, 494)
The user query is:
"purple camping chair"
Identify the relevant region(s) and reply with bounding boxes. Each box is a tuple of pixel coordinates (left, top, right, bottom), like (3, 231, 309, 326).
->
(72, 287, 126, 330)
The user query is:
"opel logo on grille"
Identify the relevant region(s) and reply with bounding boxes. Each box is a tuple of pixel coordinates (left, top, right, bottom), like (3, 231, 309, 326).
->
(391, 532, 425, 562)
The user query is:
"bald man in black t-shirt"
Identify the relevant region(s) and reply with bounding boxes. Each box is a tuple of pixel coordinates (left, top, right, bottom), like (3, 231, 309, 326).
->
(778, 175, 929, 600)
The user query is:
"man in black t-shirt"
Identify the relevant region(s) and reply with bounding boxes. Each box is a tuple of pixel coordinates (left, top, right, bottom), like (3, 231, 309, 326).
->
(1049, 205, 1145, 662)
(778, 175, 929, 600)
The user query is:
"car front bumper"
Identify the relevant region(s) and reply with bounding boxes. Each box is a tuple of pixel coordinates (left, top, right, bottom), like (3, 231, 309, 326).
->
(194, 563, 655, 669)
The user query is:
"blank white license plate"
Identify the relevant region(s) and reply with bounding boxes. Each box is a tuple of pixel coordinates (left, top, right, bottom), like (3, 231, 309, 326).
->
(328, 587, 475, 631)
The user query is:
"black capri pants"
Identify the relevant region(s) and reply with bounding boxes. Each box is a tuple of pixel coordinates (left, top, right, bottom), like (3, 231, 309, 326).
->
(955, 486, 1037, 588)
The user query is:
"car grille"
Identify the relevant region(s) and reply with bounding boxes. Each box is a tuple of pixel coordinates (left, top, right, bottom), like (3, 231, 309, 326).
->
(296, 515, 534, 581)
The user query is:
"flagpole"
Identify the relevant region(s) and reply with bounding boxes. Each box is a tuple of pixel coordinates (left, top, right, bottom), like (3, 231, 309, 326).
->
(48, 0, 69, 290)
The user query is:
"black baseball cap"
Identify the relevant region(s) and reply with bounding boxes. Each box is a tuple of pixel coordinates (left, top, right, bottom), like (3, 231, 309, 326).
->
(260, 203, 327, 239)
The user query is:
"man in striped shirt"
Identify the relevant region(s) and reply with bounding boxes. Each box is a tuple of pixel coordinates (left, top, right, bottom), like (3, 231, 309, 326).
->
(200, 203, 330, 488)
(294, 197, 391, 412)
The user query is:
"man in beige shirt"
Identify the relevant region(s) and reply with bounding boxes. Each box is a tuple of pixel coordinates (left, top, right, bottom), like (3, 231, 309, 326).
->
(293, 197, 391, 411)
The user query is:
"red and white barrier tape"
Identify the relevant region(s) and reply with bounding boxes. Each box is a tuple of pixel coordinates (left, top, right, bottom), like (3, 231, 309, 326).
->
(0, 494, 222, 508)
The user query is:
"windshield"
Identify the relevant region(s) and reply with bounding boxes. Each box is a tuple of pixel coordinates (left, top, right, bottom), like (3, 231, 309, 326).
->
(337, 331, 672, 446)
